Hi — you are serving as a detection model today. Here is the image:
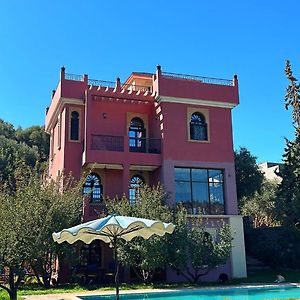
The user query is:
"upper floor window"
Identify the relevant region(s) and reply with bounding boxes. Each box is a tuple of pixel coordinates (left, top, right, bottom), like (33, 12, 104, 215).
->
(175, 167, 224, 215)
(129, 175, 144, 205)
(129, 117, 146, 152)
(190, 112, 207, 141)
(83, 173, 103, 202)
(70, 111, 79, 141)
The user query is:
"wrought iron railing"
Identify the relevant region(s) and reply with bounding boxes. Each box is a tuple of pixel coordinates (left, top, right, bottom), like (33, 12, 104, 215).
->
(161, 72, 233, 86)
(91, 135, 161, 154)
(129, 137, 161, 154)
(88, 79, 115, 88)
(65, 73, 84, 82)
(91, 135, 124, 152)
(121, 83, 153, 93)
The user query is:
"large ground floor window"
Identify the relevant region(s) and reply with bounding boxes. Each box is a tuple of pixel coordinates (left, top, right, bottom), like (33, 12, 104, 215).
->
(175, 167, 225, 215)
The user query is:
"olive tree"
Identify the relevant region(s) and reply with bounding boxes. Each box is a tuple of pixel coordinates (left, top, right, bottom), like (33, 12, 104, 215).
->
(0, 169, 83, 299)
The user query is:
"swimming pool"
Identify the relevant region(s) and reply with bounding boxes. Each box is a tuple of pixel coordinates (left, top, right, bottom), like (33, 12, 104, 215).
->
(78, 286, 300, 300)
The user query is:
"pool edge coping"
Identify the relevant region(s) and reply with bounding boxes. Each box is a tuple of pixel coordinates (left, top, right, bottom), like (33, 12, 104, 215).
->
(72, 283, 300, 300)
(22, 283, 300, 300)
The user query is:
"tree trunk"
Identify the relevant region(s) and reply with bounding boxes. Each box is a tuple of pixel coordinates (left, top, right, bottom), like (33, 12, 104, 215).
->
(9, 288, 17, 300)
(31, 263, 43, 285)
(8, 271, 17, 300)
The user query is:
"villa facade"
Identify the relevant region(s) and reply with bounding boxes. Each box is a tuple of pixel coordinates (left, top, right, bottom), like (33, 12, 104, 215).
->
(45, 65, 247, 283)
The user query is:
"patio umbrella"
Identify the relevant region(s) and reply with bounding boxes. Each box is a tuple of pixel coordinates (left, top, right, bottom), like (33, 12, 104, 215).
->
(52, 214, 175, 300)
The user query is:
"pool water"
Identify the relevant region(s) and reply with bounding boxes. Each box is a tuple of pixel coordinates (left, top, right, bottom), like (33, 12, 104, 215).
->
(79, 286, 300, 300)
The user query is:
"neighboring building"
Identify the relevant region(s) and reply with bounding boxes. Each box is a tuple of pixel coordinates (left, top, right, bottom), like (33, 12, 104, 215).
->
(45, 66, 246, 283)
(259, 162, 283, 182)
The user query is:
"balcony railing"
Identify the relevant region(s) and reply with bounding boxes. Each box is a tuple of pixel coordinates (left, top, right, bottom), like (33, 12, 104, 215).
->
(129, 137, 161, 153)
(91, 135, 124, 152)
(91, 135, 161, 154)
(161, 72, 233, 86)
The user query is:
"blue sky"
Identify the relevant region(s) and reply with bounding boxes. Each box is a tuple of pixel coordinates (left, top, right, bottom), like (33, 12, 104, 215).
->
(0, 0, 299, 163)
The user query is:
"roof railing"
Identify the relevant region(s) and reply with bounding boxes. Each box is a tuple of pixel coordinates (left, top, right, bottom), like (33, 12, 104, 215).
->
(88, 79, 115, 88)
(65, 73, 84, 82)
(161, 72, 233, 86)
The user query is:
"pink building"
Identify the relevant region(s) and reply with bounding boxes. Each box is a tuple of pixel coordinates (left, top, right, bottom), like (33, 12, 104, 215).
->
(45, 66, 246, 283)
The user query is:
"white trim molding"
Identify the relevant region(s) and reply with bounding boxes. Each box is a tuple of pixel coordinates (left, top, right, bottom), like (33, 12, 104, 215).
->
(156, 95, 237, 109)
(86, 163, 123, 170)
(45, 97, 84, 133)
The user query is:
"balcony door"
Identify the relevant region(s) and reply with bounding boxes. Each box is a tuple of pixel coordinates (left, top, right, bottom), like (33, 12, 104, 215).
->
(129, 117, 146, 152)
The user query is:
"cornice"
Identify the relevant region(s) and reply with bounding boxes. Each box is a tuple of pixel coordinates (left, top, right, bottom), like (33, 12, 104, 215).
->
(156, 95, 237, 109)
(45, 97, 84, 133)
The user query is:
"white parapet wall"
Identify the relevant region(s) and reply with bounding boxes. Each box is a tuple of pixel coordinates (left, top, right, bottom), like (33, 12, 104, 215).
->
(189, 214, 247, 279)
(228, 215, 247, 278)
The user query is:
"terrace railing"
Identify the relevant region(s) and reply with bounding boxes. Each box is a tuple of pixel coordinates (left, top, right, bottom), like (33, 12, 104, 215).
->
(161, 72, 233, 86)
(91, 135, 161, 154)
(65, 73, 84, 82)
(88, 79, 115, 88)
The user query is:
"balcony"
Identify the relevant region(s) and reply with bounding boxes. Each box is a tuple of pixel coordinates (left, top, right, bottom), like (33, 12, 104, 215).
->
(91, 135, 161, 154)
(129, 137, 161, 154)
(91, 135, 124, 152)
(85, 135, 161, 169)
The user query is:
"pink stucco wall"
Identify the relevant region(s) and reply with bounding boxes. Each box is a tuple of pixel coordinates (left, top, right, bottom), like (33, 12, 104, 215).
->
(159, 102, 235, 162)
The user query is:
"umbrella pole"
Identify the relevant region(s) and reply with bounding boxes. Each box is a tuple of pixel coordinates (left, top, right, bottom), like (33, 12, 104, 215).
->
(113, 238, 119, 300)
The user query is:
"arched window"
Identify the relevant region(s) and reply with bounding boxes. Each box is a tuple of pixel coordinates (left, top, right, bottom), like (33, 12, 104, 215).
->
(129, 175, 144, 205)
(83, 173, 103, 202)
(70, 111, 79, 141)
(190, 112, 207, 141)
(129, 117, 146, 152)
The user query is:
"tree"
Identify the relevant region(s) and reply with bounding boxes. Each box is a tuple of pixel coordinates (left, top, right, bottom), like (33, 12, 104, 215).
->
(0, 120, 50, 192)
(0, 135, 39, 191)
(106, 184, 172, 282)
(0, 170, 83, 300)
(106, 184, 233, 284)
(276, 135, 300, 226)
(234, 147, 264, 206)
(284, 60, 300, 127)
(0, 119, 15, 139)
(241, 180, 279, 228)
(15, 125, 49, 162)
(167, 209, 232, 283)
(276, 60, 300, 227)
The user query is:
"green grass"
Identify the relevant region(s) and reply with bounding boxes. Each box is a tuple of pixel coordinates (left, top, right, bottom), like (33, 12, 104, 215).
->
(1, 269, 300, 300)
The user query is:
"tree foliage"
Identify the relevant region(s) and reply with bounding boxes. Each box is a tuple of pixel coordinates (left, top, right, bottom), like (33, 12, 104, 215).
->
(106, 184, 232, 284)
(234, 147, 264, 205)
(276, 134, 300, 226)
(106, 184, 172, 282)
(285, 60, 300, 127)
(0, 135, 39, 191)
(0, 170, 83, 300)
(167, 210, 232, 283)
(276, 61, 300, 227)
(0, 119, 49, 192)
(241, 180, 279, 228)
